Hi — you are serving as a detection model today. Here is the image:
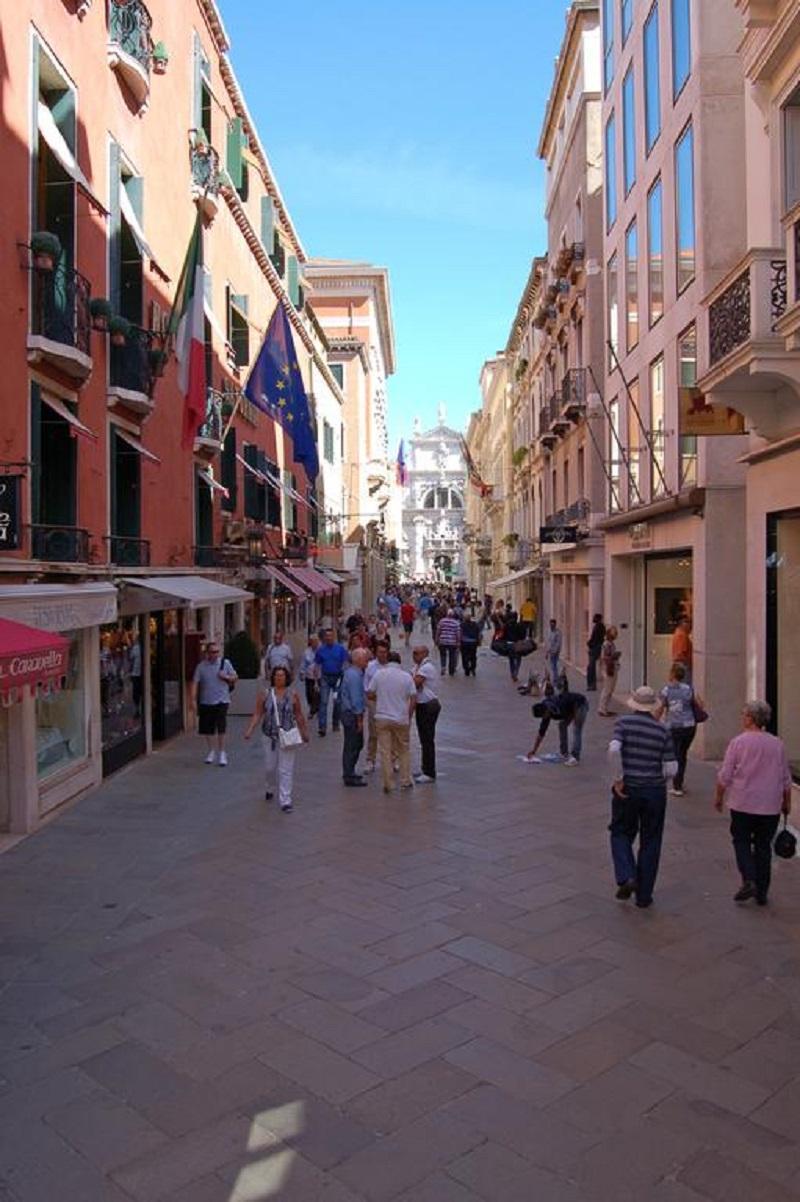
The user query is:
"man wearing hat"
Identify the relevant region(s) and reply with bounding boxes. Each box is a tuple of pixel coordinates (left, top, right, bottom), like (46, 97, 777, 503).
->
(607, 686, 677, 908)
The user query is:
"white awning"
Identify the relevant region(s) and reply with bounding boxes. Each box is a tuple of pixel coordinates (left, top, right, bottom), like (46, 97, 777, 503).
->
(120, 576, 252, 608)
(37, 101, 106, 214)
(120, 184, 155, 264)
(198, 469, 229, 498)
(0, 583, 117, 630)
(41, 391, 97, 442)
(487, 565, 542, 590)
(115, 427, 161, 465)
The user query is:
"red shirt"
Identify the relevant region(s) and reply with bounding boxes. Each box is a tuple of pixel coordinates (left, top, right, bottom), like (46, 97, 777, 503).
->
(400, 603, 416, 624)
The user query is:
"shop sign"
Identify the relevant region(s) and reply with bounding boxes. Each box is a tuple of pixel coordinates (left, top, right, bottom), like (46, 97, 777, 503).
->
(680, 388, 746, 436)
(540, 524, 578, 544)
(0, 476, 22, 551)
(630, 522, 651, 549)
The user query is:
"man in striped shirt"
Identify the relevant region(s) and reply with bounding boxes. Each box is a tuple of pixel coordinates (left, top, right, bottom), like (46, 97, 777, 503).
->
(608, 686, 677, 909)
(435, 609, 461, 677)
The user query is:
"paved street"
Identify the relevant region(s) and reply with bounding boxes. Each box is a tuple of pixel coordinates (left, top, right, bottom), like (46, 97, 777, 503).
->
(1, 640, 800, 1201)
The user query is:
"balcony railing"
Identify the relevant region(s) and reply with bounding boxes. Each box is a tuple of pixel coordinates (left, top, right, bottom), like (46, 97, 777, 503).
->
(561, 368, 586, 417)
(106, 535, 150, 567)
(708, 251, 787, 366)
(283, 534, 309, 560)
(197, 388, 225, 443)
(30, 524, 89, 563)
(194, 545, 247, 568)
(108, 0, 152, 72)
(189, 133, 221, 203)
(109, 326, 154, 400)
(30, 263, 91, 359)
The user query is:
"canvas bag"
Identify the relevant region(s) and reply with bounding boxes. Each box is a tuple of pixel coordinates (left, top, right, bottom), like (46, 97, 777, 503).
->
(271, 690, 303, 749)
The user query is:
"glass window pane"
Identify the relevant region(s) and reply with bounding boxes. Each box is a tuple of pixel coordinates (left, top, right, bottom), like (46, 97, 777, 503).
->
(672, 0, 691, 99)
(648, 178, 664, 325)
(675, 122, 695, 292)
(622, 0, 633, 43)
(678, 324, 697, 487)
(650, 356, 666, 496)
(623, 66, 636, 195)
(36, 630, 86, 779)
(628, 379, 642, 505)
(603, 0, 615, 92)
(774, 514, 800, 779)
(605, 113, 618, 230)
(607, 252, 619, 371)
(626, 220, 639, 351)
(644, 3, 661, 154)
(609, 398, 621, 511)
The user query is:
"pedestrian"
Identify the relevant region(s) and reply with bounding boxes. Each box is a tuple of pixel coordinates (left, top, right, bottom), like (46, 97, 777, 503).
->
(412, 645, 440, 783)
(189, 639, 238, 766)
(671, 616, 693, 683)
(504, 610, 527, 684)
(418, 590, 433, 631)
(656, 662, 705, 796)
(386, 592, 401, 628)
(545, 618, 563, 683)
(346, 608, 364, 636)
(586, 613, 605, 692)
(244, 666, 308, 812)
(460, 611, 482, 677)
(368, 656, 416, 794)
(364, 640, 389, 773)
(520, 595, 537, 641)
(400, 598, 416, 647)
(262, 629, 294, 677)
(608, 686, 677, 908)
(527, 689, 589, 765)
(435, 608, 461, 676)
(340, 648, 368, 787)
(598, 625, 620, 716)
(299, 634, 320, 716)
(715, 700, 792, 906)
(314, 627, 348, 737)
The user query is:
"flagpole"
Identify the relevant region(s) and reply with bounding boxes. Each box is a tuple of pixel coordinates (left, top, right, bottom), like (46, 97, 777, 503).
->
(220, 390, 241, 445)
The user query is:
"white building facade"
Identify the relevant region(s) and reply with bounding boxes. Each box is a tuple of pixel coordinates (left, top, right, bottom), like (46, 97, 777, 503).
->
(401, 408, 467, 582)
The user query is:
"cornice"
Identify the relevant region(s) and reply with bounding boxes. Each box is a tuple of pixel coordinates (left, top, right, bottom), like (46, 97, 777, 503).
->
(304, 263, 396, 376)
(740, 1, 800, 80)
(538, 0, 599, 159)
(506, 257, 548, 358)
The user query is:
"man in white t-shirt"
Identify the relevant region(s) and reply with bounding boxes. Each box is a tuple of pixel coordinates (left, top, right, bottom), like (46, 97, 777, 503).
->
(411, 645, 440, 784)
(363, 639, 390, 773)
(368, 658, 416, 794)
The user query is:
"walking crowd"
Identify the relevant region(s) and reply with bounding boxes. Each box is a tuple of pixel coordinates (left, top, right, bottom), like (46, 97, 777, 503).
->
(188, 581, 794, 910)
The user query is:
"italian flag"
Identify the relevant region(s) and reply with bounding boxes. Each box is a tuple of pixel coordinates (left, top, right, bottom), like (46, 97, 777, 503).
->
(168, 214, 207, 449)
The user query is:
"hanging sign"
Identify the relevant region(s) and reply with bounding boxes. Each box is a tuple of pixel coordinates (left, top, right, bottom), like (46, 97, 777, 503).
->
(680, 388, 746, 436)
(0, 476, 22, 551)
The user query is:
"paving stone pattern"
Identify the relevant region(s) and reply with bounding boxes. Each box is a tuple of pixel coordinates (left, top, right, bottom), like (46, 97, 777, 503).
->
(1, 637, 799, 1200)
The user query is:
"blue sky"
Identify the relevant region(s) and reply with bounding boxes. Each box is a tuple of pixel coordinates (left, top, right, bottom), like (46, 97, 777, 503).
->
(223, 1, 568, 446)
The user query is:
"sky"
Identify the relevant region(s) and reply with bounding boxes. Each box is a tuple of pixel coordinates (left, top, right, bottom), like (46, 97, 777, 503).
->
(223, 1, 569, 447)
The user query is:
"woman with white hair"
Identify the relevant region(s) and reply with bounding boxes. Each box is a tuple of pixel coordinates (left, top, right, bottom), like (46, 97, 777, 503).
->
(714, 700, 792, 906)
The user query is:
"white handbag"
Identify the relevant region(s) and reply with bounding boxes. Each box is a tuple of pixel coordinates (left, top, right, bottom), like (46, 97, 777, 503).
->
(272, 691, 303, 749)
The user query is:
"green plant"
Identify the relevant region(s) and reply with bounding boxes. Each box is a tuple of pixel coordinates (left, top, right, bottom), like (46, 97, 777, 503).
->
(512, 446, 528, 468)
(108, 316, 131, 345)
(152, 42, 169, 73)
(501, 532, 520, 547)
(89, 298, 112, 330)
(30, 230, 61, 269)
(225, 630, 260, 679)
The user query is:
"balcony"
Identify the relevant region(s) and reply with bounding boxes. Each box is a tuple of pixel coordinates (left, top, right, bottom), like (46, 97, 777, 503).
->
(108, 326, 154, 414)
(189, 132, 221, 221)
(194, 545, 247, 569)
(27, 263, 92, 382)
(30, 524, 89, 564)
(699, 247, 800, 440)
(538, 403, 557, 451)
(195, 388, 225, 455)
(107, 0, 152, 112)
(106, 535, 150, 567)
(283, 533, 309, 561)
(561, 368, 587, 422)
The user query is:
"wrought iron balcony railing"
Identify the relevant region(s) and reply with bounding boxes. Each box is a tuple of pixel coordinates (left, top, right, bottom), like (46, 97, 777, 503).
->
(108, 0, 153, 74)
(194, 544, 247, 568)
(109, 326, 154, 398)
(561, 367, 586, 416)
(708, 251, 787, 366)
(106, 535, 150, 566)
(30, 524, 89, 563)
(30, 263, 91, 357)
(189, 132, 221, 199)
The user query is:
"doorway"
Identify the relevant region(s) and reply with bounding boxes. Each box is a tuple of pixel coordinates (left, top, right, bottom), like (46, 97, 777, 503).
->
(150, 609, 184, 742)
(644, 552, 693, 687)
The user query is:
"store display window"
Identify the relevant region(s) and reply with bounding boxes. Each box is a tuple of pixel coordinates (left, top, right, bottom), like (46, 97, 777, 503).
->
(768, 511, 800, 779)
(100, 619, 145, 761)
(35, 629, 86, 780)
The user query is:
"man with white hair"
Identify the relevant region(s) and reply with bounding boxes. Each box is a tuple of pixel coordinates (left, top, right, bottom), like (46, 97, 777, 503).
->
(339, 648, 368, 787)
(435, 608, 461, 677)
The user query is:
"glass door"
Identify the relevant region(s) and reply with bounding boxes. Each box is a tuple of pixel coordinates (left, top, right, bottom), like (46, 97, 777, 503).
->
(150, 609, 184, 741)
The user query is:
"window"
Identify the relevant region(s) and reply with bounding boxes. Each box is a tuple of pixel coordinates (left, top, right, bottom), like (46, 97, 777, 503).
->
(678, 324, 697, 488)
(563, 459, 570, 508)
(35, 41, 77, 267)
(195, 470, 214, 561)
(603, 0, 615, 92)
(577, 445, 585, 499)
(675, 121, 695, 292)
(625, 220, 639, 351)
(609, 398, 622, 511)
(194, 35, 212, 141)
(323, 419, 335, 464)
(671, 0, 691, 100)
(266, 457, 281, 527)
(110, 427, 141, 544)
(607, 252, 619, 370)
(650, 356, 666, 496)
(783, 86, 800, 212)
(423, 487, 461, 509)
(605, 112, 618, 229)
(628, 379, 643, 504)
(36, 630, 86, 780)
(30, 383, 77, 558)
(220, 428, 237, 512)
(622, 0, 633, 42)
(623, 66, 636, 195)
(767, 512, 800, 780)
(226, 288, 249, 368)
(329, 363, 344, 388)
(243, 443, 264, 521)
(647, 178, 664, 326)
(644, 3, 661, 154)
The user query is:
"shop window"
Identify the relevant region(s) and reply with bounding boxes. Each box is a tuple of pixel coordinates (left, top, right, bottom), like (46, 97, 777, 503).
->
(100, 618, 145, 773)
(647, 177, 664, 325)
(768, 512, 800, 780)
(644, 3, 661, 154)
(625, 219, 639, 351)
(678, 323, 698, 488)
(650, 356, 667, 496)
(36, 630, 85, 780)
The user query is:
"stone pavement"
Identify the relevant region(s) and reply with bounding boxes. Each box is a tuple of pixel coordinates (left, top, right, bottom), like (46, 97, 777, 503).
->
(1, 638, 800, 1201)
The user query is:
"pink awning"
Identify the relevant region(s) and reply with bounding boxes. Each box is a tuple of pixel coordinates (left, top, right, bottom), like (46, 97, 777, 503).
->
(284, 565, 337, 596)
(0, 618, 69, 701)
(266, 565, 306, 600)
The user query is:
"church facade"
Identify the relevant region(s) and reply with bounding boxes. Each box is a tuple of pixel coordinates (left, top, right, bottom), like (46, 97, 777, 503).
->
(401, 408, 467, 582)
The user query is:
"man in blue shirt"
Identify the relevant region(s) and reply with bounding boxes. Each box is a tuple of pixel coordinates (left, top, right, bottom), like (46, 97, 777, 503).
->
(418, 591, 433, 631)
(340, 648, 368, 786)
(314, 628, 349, 736)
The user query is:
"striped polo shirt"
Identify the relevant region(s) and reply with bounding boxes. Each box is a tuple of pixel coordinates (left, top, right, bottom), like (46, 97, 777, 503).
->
(613, 713, 675, 784)
(436, 617, 461, 646)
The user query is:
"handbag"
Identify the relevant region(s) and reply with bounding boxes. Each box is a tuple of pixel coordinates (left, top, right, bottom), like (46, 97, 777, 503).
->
(774, 817, 796, 860)
(491, 637, 510, 658)
(272, 691, 304, 750)
(513, 638, 536, 656)
(691, 691, 708, 724)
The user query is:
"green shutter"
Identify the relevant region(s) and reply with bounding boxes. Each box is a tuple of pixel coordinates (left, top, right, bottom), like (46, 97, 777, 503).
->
(260, 196, 274, 251)
(31, 39, 40, 231)
(287, 255, 300, 307)
(30, 383, 41, 525)
(109, 141, 121, 311)
(243, 443, 258, 519)
(221, 428, 236, 513)
(109, 428, 118, 535)
(226, 117, 246, 191)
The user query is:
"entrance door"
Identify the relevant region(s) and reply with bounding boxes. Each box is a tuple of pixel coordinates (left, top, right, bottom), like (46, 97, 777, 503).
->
(150, 609, 184, 742)
(645, 553, 693, 686)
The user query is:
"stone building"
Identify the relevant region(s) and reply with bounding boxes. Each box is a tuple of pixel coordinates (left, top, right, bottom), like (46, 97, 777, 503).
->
(401, 407, 467, 582)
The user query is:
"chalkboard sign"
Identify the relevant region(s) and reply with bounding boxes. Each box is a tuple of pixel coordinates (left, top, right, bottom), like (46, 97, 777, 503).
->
(0, 476, 21, 551)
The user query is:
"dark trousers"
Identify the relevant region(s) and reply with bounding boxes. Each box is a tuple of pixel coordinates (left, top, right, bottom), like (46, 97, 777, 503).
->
(318, 674, 341, 733)
(415, 699, 441, 778)
(439, 645, 458, 675)
(609, 782, 667, 904)
(730, 810, 780, 899)
(508, 653, 522, 681)
(558, 701, 589, 760)
(670, 725, 696, 789)
(305, 678, 320, 716)
(461, 644, 478, 676)
(341, 713, 363, 780)
(586, 650, 601, 690)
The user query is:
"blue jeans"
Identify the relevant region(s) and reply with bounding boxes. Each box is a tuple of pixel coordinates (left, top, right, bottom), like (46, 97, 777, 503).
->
(559, 701, 588, 760)
(508, 653, 522, 680)
(318, 674, 341, 733)
(547, 653, 560, 682)
(609, 781, 667, 903)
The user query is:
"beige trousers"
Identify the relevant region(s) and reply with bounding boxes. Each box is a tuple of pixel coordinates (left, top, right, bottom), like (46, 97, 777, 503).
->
(599, 668, 618, 713)
(366, 698, 378, 764)
(376, 719, 411, 790)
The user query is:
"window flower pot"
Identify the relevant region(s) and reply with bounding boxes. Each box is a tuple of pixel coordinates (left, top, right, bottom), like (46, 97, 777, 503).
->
(89, 297, 112, 332)
(30, 231, 61, 273)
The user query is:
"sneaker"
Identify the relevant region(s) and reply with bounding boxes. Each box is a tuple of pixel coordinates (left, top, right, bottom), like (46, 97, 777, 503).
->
(365, 761, 376, 774)
(265, 791, 274, 802)
(635, 898, 653, 909)
(734, 882, 756, 903)
(318, 730, 326, 738)
(615, 879, 636, 900)
(281, 803, 293, 813)
(205, 750, 217, 765)
(413, 773, 436, 784)
(400, 782, 414, 791)
(669, 787, 684, 797)
(218, 751, 228, 767)
(563, 756, 579, 766)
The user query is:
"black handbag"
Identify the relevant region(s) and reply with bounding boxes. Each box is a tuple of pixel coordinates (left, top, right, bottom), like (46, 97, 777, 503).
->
(774, 817, 796, 860)
(490, 637, 510, 658)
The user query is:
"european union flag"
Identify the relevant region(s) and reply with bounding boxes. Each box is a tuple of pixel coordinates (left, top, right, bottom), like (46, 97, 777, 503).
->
(244, 303, 319, 481)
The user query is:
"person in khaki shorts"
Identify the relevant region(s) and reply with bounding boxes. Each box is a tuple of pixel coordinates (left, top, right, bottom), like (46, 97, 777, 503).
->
(363, 640, 390, 772)
(368, 656, 416, 794)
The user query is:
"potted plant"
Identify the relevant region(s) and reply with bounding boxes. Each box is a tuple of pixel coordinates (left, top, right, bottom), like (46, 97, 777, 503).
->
(30, 231, 61, 272)
(108, 315, 131, 347)
(151, 42, 169, 75)
(193, 129, 210, 156)
(89, 297, 112, 332)
(148, 347, 166, 377)
(501, 532, 520, 548)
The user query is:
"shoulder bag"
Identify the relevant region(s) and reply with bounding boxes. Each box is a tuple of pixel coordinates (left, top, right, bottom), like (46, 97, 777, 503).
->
(775, 816, 797, 860)
(272, 690, 303, 749)
(690, 689, 708, 724)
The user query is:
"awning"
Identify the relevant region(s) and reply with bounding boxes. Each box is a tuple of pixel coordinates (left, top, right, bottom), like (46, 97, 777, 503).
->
(487, 565, 543, 590)
(265, 565, 306, 601)
(0, 618, 69, 701)
(198, 469, 229, 498)
(37, 101, 107, 215)
(115, 427, 161, 465)
(41, 391, 97, 442)
(120, 576, 252, 608)
(120, 184, 156, 266)
(285, 564, 336, 595)
(317, 567, 348, 585)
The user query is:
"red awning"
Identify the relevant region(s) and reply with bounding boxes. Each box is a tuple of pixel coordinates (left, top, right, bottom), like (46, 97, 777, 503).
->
(266, 565, 306, 601)
(0, 618, 69, 701)
(284, 565, 337, 596)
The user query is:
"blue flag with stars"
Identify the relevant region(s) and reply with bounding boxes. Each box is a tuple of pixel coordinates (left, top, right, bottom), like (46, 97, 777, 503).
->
(244, 303, 319, 481)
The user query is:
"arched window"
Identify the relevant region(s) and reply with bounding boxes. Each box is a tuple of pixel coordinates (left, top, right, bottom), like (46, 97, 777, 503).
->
(449, 490, 463, 509)
(423, 490, 436, 509)
(423, 487, 464, 509)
